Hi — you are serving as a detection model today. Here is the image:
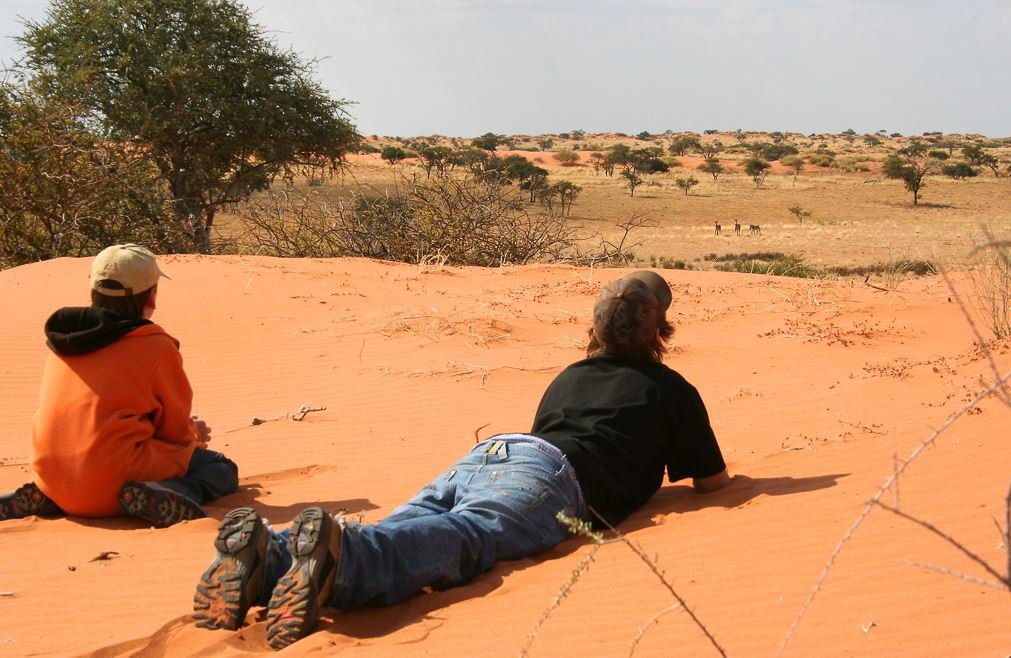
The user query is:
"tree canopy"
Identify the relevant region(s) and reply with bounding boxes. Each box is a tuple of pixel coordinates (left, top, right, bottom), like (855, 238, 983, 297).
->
(17, 0, 360, 251)
(882, 140, 937, 205)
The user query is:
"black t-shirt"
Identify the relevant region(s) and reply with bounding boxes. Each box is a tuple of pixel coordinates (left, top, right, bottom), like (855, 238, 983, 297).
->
(531, 356, 725, 527)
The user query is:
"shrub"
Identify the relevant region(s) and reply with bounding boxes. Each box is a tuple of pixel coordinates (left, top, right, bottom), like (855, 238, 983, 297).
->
(967, 228, 1011, 339)
(942, 162, 978, 180)
(832, 156, 872, 172)
(712, 254, 816, 278)
(553, 149, 580, 166)
(0, 85, 192, 268)
(807, 153, 835, 167)
(236, 171, 579, 266)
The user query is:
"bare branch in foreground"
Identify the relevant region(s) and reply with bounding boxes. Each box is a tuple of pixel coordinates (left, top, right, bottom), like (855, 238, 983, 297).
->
(901, 560, 1009, 592)
(871, 499, 1009, 589)
(629, 603, 683, 657)
(587, 509, 727, 657)
(518, 541, 601, 658)
(777, 369, 1011, 656)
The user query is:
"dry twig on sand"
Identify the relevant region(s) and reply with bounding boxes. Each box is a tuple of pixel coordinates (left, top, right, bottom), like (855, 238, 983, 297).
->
(778, 368, 1011, 655)
(225, 404, 327, 432)
(872, 498, 1010, 591)
(523, 512, 726, 658)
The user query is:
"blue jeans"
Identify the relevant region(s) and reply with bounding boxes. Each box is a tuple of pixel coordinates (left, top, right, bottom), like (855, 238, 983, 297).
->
(158, 448, 238, 504)
(258, 434, 587, 611)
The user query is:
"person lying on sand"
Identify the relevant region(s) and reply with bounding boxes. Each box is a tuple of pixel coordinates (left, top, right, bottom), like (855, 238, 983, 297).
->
(192, 270, 731, 650)
(0, 244, 239, 527)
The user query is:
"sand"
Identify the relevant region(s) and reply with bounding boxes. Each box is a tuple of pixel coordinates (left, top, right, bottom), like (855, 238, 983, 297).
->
(1, 256, 1008, 657)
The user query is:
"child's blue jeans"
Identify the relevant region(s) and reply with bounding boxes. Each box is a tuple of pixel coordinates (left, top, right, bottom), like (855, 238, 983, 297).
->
(158, 447, 239, 504)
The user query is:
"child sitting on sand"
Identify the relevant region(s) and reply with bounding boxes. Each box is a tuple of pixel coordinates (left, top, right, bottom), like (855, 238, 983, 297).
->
(0, 244, 238, 527)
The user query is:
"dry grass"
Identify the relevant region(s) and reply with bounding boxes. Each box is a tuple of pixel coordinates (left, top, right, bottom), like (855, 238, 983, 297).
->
(216, 131, 1011, 272)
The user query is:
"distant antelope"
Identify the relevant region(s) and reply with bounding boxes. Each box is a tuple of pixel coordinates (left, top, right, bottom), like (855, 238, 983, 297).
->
(734, 220, 741, 235)
(714, 221, 721, 235)
(749, 224, 761, 235)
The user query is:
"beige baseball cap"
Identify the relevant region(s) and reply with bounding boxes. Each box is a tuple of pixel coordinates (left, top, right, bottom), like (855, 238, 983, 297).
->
(90, 244, 169, 297)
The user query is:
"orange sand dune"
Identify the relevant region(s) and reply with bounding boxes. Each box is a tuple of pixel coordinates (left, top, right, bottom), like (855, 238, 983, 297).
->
(0, 257, 1008, 657)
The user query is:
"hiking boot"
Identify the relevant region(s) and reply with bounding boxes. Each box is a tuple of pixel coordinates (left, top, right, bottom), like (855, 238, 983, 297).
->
(0, 482, 62, 520)
(119, 481, 206, 527)
(266, 507, 341, 650)
(193, 507, 268, 631)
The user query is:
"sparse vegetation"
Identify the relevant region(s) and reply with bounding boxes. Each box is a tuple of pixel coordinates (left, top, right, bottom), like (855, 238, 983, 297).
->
(967, 227, 1011, 339)
(675, 176, 699, 196)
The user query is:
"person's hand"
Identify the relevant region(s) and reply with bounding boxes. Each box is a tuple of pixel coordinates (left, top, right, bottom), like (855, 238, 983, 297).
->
(192, 415, 212, 449)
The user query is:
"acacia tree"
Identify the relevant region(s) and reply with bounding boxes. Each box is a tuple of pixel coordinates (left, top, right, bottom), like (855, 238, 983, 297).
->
(961, 144, 1002, 177)
(743, 157, 771, 186)
(697, 158, 724, 181)
(381, 146, 408, 166)
(882, 140, 937, 205)
(417, 146, 453, 178)
(17, 0, 359, 252)
(620, 170, 643, 197)
(675, 176, 699, 196)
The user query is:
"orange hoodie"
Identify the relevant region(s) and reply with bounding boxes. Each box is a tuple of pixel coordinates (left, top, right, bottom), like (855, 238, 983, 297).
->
(30, 318, 197, 516)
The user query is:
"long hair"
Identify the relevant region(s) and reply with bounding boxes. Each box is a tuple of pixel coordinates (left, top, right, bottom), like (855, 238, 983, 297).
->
(585, 278, 674, 362)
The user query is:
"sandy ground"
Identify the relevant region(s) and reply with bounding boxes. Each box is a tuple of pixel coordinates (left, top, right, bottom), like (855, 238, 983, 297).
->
(1, 256, 1009, 657)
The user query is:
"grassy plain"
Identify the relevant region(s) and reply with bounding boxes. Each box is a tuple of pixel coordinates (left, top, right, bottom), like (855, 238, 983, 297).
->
(221, 131, 1011, 276)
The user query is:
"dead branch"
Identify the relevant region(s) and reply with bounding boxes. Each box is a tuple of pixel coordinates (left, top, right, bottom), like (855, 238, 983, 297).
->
(871, 499, 1009, 589)
(629, 603, 683, 657)
(778, 369, 1011, 655)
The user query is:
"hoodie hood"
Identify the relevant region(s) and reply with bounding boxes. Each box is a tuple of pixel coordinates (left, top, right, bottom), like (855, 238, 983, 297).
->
(45, 307, 152, 356)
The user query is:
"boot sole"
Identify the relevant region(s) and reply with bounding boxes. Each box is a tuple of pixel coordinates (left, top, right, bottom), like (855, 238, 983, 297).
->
(265, 508, 339, 649)
(120, 481, 206, 527)
(193, 507, 265, 631)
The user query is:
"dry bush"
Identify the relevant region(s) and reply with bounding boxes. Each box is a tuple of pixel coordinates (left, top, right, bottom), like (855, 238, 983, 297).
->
(236, 169, 650, 267)
(236, 171, 581, 266)
(967, 226, 1011, 339)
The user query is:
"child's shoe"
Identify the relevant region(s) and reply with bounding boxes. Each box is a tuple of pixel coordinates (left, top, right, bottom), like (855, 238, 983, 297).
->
(193, 507, 268, 631)
(119, 481, 206, 527)
(0, 482, 62, 520)
(265, 507, 341, 650)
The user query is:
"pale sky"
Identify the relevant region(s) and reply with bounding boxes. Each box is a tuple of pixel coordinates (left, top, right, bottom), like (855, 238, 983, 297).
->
(2, 0, 1009, 138)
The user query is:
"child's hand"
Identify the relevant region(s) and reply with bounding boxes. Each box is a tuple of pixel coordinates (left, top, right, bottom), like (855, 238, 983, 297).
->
(192, 415, 212, 449)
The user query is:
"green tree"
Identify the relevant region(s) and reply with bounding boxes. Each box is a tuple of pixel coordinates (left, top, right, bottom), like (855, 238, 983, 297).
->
(381, 146, 408, 166)
(668, 135, 700, 156)
(417, 146, 453, 178)
(471, 132, 505, 151)
(674, 176, 699, 196)
(620, 170, 643, 197)
(743, 157, 771, 186)
(697, 158, 724, 181)
(961, 144, 1002, 177)
(882, 140, 937, 205)
(500, 155, 547, 185)
(696, 140, 724, 159)
(17, 0, 359, 252)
